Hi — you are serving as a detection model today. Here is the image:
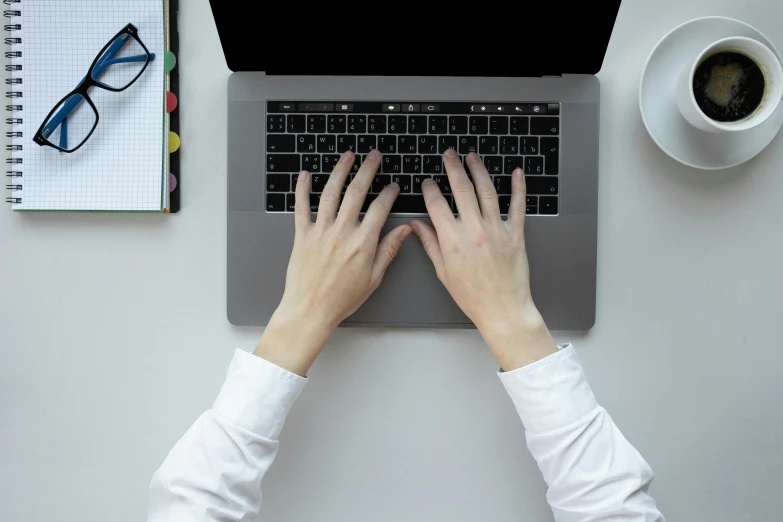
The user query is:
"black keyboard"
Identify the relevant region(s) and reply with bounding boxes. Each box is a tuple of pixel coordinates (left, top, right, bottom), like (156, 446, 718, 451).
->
(265, 101, 560, 215)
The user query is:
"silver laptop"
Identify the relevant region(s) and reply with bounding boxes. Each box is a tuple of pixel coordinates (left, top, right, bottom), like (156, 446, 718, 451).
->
(210, 3, 621, 330)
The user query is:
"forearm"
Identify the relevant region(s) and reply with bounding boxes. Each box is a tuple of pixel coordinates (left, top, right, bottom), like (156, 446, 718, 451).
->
(148, 350, 307, 522)
(500, 346, 665, 522)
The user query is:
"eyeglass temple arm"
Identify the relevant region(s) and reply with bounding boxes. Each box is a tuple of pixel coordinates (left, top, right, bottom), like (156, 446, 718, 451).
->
(43, 34, 155, 145)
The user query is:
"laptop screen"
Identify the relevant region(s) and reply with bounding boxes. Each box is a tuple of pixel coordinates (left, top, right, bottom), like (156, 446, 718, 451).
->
(209, 2, 622, 76)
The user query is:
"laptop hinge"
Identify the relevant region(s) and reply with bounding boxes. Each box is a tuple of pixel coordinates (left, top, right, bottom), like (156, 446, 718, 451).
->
(542, 75, 562, 78)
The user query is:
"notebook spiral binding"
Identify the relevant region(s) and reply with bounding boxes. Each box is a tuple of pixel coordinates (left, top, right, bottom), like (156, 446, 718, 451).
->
(4, 0, 21, 205)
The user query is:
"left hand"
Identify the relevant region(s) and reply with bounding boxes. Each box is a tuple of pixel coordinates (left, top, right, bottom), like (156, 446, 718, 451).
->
(254, 149, 411, 376)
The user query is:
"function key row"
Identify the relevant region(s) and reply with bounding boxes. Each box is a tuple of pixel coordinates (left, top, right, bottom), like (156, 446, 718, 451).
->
(269, 101, 560, 115)
(267, 114, 559, 136)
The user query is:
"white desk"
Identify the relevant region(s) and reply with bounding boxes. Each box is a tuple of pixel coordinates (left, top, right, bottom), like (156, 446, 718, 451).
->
(2, 1, 783, 520)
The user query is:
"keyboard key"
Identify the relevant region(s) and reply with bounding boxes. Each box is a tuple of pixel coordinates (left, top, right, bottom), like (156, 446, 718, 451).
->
(388, 115, 407, 133)
(479, 136, 498, 155)
(350, 155, 363, 174)
(382, 155, 402, 173)
(266, 174, 291, 192)
(322, 154, 341, 172)
(490, 116, 508, 134)
(402, 104, 420, 113)
(540, 137, 559, 174)
(267, 134, 295, 152)
(368, 115, 387, 133)
(300, 103, 334, 112)
(449, 116, 468, 134)
(510, 117, 529, 135)
(311, 174, 329, 192)
(287, 114, 306, 133)
(500, 136, 518, 154)
(432, 175, 451, 194)
(527, 204, 537, 215)
(297, 134, 316, 153)
(317, 135, 336, 153)
(302, 154, 321, 173)
(358, 135, 376, 153)
(267, 115, 285, 133)
(525, 156, 544, 175)
(308, 115, 326, 133)
(429, 116, 447, 134)
(360, 194, 377, 213)
(328, 115, 346, 133)
(520, 137, 539, 155)
(493, 176, 511, 194)
(526, 176, 558, 195)
(527, 196, 537, 206)
(267, 154, 300, 173)
(418, 135, 438, 154)
(458, 136, 478, 154)
(382, 104, 401, 112)
(408, 115, 427, 134)
(403, 155, 422, 174)
(378, 135, 396, 153)
(391, 195, 431, 213)
(337, 135, 356, 153)
(348, 115, 366, 133)
(469, 116, 488, 134)
(531, 117, 559, 135)
(504, 156, 525, 174)
(422, 104, 440, 113)
(412, 175, 429, 193)
(398, 135, 417, 154)
(423, 155, 442, 174)
(392, 174, 412, 193)
(266, 193, 285, 211)
(439, 136, 457, 153)
(484, 155, 503, 175)
(286, 193, 297, 212)
(539, 196, 558, 214)
(498, 195, 510, 214)
(372, 174, 392, 193)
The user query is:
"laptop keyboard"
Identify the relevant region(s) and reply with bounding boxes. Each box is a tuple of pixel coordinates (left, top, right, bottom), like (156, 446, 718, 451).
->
(265, 101, 560, 215)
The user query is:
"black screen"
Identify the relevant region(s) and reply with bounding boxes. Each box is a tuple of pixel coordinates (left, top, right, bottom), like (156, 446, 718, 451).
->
(209, 2, 621, 76)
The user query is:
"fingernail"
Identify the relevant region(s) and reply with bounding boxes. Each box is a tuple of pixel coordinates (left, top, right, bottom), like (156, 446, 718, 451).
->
(422, 178, 435, 186)
(298, 170, 309, 182)
(339, 151, 354, 163)
(390, 182, 399, 190)
(467, 152, 479, 162)
(368, 149, 381, 160)
(513, 168, 523, 181)
(444, 148, 457, 158)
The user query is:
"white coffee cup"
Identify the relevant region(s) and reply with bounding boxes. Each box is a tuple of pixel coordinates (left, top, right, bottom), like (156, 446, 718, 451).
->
(676, 36, 783, 133)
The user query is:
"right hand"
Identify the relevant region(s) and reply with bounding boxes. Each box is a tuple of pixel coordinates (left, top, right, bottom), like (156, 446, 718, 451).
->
(411, 150, 557, 371)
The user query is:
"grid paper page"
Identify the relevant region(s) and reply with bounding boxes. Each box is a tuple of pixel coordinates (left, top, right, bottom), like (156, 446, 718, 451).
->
(19, 0, 165, 211)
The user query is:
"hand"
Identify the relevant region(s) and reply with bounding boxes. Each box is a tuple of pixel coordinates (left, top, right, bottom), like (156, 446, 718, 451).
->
(411, 150, 557, 371)
(254, 150, 411, 376)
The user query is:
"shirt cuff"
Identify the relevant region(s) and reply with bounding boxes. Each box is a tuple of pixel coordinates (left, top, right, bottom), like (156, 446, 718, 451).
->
(212, 349, 308, 440)
(497, 344, 598, 434)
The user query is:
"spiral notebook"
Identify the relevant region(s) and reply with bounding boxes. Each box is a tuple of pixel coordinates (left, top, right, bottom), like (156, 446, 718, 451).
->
(5, 0, 180, 212)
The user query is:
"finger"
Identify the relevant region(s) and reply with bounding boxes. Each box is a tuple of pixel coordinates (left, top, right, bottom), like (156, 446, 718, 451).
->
(442, 149, 481, 222)
(371, 224, 412, 284)
(508, 168, 527, 234)
(339, 149, 381, 224)
(362, 182, 400, 238)
(465, 152, 500, 219)
(410, 220, 445, 280)
(421, 178, 455, 232)
(294, 170, 312, 233)
(316, 151, 354, 226)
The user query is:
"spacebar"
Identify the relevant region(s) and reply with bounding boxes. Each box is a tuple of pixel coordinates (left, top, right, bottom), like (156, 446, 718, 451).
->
(390, 195, 451, 213)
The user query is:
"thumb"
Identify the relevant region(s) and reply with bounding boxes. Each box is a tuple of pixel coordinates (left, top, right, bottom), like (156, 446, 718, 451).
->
(371, 224, 412, 284)
(410, 220, 445, 280)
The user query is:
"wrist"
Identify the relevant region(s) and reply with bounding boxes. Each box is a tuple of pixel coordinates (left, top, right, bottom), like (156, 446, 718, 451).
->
(478, 305, 558, 372)
(252, 307, 335, 377)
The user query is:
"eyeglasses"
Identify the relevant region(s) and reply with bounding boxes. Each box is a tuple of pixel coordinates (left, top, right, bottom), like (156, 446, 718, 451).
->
(33, 23, 155, 153)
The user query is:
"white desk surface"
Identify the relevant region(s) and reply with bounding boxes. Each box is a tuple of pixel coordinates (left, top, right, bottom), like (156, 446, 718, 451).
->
(3, 1, 783, 520)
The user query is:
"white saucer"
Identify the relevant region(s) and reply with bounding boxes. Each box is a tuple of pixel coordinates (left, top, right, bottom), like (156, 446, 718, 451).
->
(640, 16, 783, 170)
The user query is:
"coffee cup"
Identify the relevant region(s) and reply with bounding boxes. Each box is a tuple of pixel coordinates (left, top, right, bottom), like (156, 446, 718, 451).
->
(676, 36, 783, 133)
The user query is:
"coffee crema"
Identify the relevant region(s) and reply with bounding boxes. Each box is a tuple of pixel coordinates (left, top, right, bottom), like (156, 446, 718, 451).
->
(692, 51, 765, 122)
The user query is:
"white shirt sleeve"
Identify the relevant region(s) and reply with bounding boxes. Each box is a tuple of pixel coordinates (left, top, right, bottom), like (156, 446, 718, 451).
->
(147, 349, 307, 522)
(498, 344, 665, 521)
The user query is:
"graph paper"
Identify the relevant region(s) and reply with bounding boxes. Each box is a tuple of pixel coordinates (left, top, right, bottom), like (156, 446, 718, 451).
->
(14, 0, 165, 211)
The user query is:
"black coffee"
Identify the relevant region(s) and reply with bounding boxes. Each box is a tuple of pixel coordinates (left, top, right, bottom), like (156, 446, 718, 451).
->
(692, 51, 765, 122)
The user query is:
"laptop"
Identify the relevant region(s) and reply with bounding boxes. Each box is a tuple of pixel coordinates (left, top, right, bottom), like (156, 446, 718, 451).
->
(209, 2, 621, 330)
